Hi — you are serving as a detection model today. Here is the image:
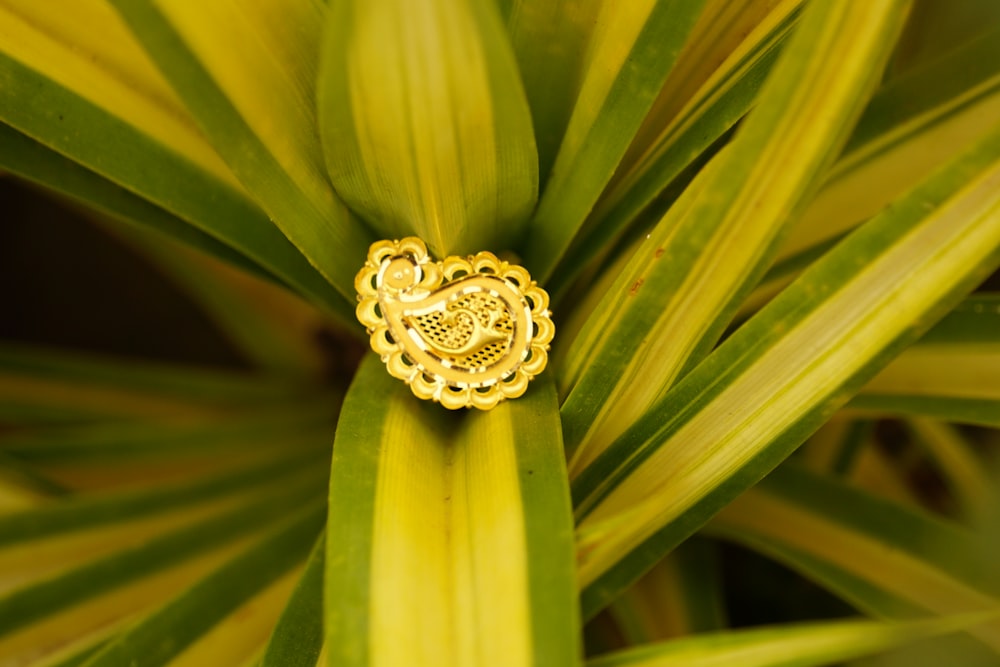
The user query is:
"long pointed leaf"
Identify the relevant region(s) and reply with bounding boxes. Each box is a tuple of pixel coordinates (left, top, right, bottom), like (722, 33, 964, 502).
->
(109, 0, 373, 305)
(318, 0, 536, 257)
(572, 115, 1000, 619)
(524, 0, 707, 279)
(325, 356, 578, 667)
(560, 0, 910, 471)
(501, 0, 601, 191)
(554, 0, 802, 296)
(587, 613, 1000, 667)
(0, 1, 347, 318)
(708, 465, 1000, 652)
(81, 505, 323, 667)
(0, 124, 274, 286)
(260, 534, 325, 667)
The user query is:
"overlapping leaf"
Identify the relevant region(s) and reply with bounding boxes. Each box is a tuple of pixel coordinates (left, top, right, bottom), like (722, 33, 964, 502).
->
(523, 0, 708, 278)
(709, 465, 1000, 656)
(561, 0, 911, 473)
(0, 0, 348, 319)
(110, 0, 373, 308)
(318, 0, 537, 257)
(573, 112, 1000, 618)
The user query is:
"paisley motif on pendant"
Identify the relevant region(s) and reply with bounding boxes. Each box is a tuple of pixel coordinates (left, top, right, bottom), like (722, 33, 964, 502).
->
(355, 237, 554, 410)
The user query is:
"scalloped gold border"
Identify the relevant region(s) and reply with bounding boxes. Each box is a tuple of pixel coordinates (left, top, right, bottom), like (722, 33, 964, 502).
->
(355, 237, 553, 410)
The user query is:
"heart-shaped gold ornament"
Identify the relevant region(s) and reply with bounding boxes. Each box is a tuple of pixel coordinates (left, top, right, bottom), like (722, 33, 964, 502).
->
(355, 238, 554, 410)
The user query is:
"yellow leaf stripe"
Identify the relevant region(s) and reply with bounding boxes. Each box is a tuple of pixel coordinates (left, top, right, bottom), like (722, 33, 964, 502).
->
(326, 357, 577, 667)
(319, 0, 536, 257)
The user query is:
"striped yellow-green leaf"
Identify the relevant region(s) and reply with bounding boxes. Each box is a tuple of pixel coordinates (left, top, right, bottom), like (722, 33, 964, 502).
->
(2, 408, 334, 476)
(0, 0, 348, 320)
(524, 0, 708, 279)
(81, 504, 324, 666)
(0, 450, 326, 550)
(555, 0, 802, 295)
(0, 450, 65, 511)
(108, 0, 373, 308)
(850, 294, 1000, 426)
(709, 465, 1000, 654)
(560, 0, 911, 473)
(318, 0, 536, 257)
(0, 124, 275, 287)
(587, 613, 1000, 667)
(852, 347, 1000, 428)
(572, 114, 1000, 619)
(0, 343, 318, 423)
(325, 356, 578, 667)
(745, 26, 1000, 316)
(0, 468, 325, 664)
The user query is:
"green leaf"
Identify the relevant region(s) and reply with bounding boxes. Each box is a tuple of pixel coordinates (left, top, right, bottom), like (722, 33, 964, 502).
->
(105, 221, 339, 377)
(0, 475, 325, 664)
(554, 0, 802, 296)
(1, 407, 334, 465)
(108, 0, 373, 307)
(0, 1, 349, 320)
(325, 357, 579, 667)
(36, 636, 110, 667)
(560, 0, 910, 473)
(523, 0, 708, 279)
(850, 295, 1000, 426)
(261, 534, 325, 667)
(587, 613, 1000, 667)
(318, 0, 537, 257)
(708, 465, 1000, 652)
(851, 336, 1000, 428)
(0, 450, 326, 546)
(572, 110, 1000, 619)
(904, 419, 993, 518)
(0, 123, 275, 287)
(756, 25, 1000, 311)
(82, 504, 324, 667)
(0, 343, 319, 421)
(501, 0, 602, 191)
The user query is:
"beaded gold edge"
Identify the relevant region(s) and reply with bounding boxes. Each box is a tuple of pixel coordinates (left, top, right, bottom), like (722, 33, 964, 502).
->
(355, 237, 554, 410)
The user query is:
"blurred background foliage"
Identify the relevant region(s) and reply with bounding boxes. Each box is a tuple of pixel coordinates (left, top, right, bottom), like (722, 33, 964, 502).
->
(3, 0, 1000, 665)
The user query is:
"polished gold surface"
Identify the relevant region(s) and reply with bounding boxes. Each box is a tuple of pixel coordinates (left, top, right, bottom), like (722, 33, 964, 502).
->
(356, 237, 553, 410)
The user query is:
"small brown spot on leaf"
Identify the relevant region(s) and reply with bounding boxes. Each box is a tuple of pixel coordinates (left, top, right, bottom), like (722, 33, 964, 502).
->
(654, 247, 664, 258)
(629, 278, 644, 295)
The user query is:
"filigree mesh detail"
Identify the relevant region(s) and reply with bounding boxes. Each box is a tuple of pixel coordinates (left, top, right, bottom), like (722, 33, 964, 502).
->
(409, 292, 514, 369)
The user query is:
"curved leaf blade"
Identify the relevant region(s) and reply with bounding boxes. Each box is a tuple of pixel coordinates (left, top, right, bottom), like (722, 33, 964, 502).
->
(501, 0, 601, 191)
(260, 535, 325, 667)
(0, 1, 348, 319)
(587, 613, 1000, 667)
(554, 0, 801, 296)
(109, 0, 373, 306)
(82, 505, 324, 667)
(708, 465, 1000, 652)
(572, 116, 1000, 619)
(0, 478, 324, 664)
(0, 124, 275, 286)
(560, 0, 911, 472)
(318, 0, 537, 257)
(523, 0, 708, 279)
(325, 357, 579, 667)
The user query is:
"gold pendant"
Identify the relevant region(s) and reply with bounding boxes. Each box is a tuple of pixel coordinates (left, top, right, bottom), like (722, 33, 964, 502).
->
(355, 237, 554, 410)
